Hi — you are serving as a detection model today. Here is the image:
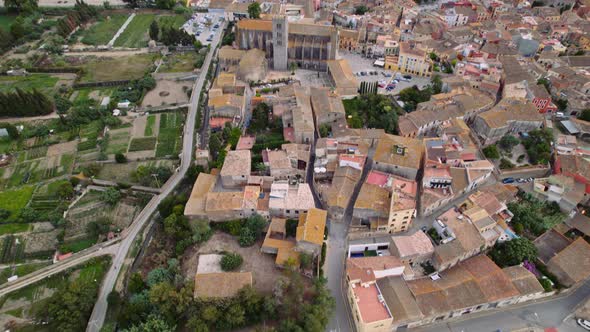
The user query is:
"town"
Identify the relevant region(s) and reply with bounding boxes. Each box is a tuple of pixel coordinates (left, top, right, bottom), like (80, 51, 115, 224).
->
(0, 0, 588, 330)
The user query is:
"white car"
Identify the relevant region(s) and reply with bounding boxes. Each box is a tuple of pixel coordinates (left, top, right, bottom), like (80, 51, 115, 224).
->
(576, 318, 590, 331)
(578, 318, 590, 331)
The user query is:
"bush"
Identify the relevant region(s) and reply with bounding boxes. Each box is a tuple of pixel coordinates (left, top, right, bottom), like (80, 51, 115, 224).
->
(220, 252, 243, 271)
(115, 153, 127, 163)
(539, 278, 553, 292)
(499, 158, 515, 169)
(483, 145, 500, 159)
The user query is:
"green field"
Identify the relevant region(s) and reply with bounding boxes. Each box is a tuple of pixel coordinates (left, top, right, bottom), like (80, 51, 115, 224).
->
(160, 52, 200, 73)
(72, 87, 114, 106)
(80, 14, 128, 46)
(145, 115, 156, 136)
(114, 14, 155, 48)
(129, 137, 157, 151)
(155, 112, 183, 157)
(0, 186, 34, 222)
(0, 223, 31, 236)
(80, 54, 156, 83)
(59, 237, 96, 253)
(156, 15, 187, 29)
(0, 262, 50, 285)
(0, 14, 16, 30)
(0, 74, 59, 94)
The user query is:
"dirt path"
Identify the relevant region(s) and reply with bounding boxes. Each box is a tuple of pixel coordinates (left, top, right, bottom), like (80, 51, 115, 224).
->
(0, 112, 60, 124)
(65, 49, 150, 57)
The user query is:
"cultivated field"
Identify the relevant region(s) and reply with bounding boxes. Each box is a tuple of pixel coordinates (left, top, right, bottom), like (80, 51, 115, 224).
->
(80, 14, 128, 46)
(79, 54, 156, 82)
(114, 14, 154, 48)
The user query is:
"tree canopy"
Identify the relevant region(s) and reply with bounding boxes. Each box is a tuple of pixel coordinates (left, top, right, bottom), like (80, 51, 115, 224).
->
(489, 238, 537, 267)
(248, 2, 261, 19)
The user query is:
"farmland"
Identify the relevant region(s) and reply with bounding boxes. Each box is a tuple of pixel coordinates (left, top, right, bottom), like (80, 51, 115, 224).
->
(156, 14, 187, 29)
(79, 54, 157, 83)
(156, 111, 184, 157)
(160, 52, 201, 73)
(0, 74, 60, 94)
(80, 14, 129, 46)
(0, 186, 34, 222)
(114, 14, 155, 48)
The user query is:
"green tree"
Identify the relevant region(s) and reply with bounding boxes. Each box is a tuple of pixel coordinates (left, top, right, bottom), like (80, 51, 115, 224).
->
(489, 238, 537, 267)
(299, 252, 312, 270)
(221, 252, 243, 271)
(482, 144, 500, 159)
(128, 272, 146, 294)
(86, 218, 110, 238)
(4, 0, 38, 13)
(101, 187, 121, 205)
(115, 153, 127, 163)
(155, 0, 175, 9)
(57, 181, 74, 199)
(9, 18, 25, 41)
(431, 74, 443, 94)
(354, 4, 369, 14)
(147, 268, 172, 287)
(498, 135, 520, 152)
(249, 103, 270, 133)
(43, 277, 99, 331)
(54, 93, 72, 114)
(149, 20, 159, 41)
(499, 158, 515, 169)
(123, 314, 175, 332)
(248, 2, 261, 19)
(578, 109, 590, 122)
(554, 98, 568, 112)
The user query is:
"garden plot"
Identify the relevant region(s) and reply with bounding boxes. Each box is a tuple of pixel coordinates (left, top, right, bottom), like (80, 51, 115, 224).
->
(111, 200, 139, 229)
(155, 112, 184, 158)
(71, 87, 114, 106)
(159, 52, 200, 73)
(47, 141, 77, 157)
(97, 160, 174, 184)
(142, 80, 191, 108)
(79, 54, 157, 83)
(0, 74, 60, 94)
(0, 186, 33, 222)
(25, 146, 48, 161)
(0, 235, 26, 264)
(65, 200, 109, 241)
(105, 127, 131, 155)
(22, 230, 59, 256)
(156, 15, 187, 29)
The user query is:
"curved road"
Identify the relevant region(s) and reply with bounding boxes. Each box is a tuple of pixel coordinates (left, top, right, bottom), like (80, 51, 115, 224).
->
(86, 27, 224, 332)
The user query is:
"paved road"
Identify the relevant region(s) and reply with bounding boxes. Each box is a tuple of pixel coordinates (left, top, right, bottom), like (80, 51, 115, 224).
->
(0, 244, 118, 297)
(85, 27, 224, 332)
(413, 280, 590, 332)
(326, 158, 373, 332)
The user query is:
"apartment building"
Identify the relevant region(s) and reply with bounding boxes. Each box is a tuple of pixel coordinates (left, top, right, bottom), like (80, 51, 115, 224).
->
(385, 42, 432, 77)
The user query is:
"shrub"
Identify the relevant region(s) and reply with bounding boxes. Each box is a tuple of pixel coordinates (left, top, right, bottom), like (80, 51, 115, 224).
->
(483, 145, 500, 159)
(220, 252, 243, 271)
(499, 158, 515, 169)
(115, 153, 127, 163)
(539, 278, 553, 292)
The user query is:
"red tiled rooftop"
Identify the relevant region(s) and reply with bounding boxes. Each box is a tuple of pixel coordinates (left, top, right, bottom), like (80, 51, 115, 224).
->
(283, 127, 295, 142)
(210, 117, 232, 129)
(353, 283, 392, 323)
(367, 170, 390, 186)
(236, 136, 256, 150)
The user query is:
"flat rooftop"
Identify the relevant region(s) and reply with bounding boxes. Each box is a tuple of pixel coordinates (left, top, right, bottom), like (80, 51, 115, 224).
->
(353, 283, 392, 323)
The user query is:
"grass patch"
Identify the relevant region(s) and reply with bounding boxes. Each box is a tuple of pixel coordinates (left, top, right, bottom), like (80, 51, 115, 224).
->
(59, 237, 96, 253)
(114, 14, 155, 48)
(128, 137, 157, 152)
(79, 54, 157, 83)
(0, 186, 34, 222)
(0, 262, 51, 286)
(80, 14, 128, 46)
(144, 115, 156, 136)
(0, 224, 31, 236)
(0, 74, 59, 94)
(160, 52, 200, 73)
(156, 14, 187, 29)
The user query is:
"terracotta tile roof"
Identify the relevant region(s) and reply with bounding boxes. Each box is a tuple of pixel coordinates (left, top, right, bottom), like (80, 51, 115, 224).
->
(220, 150, 251, 177)
(377, 277, 423, 324)
(407, 255, 519, 317)
(354, 183, 391, 216)
(374, 134, 424, 171)
(352, 283, 392, 323)
(237, 19, 273, 31)
(391, 231, 434, 258)
(185, 173, 217, 216)
(503, 265, 545, 295)
(547, 238, 590, 287)
(296, 208, 327, 245)
(194, 272, 252, 299)
(477, 99, 542, 129)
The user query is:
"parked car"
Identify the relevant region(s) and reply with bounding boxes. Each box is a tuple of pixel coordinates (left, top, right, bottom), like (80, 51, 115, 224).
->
(392, 79, 399, 84)
(420, 226, 428, 232)
(206, 34, 214, 41)
(502, 177, 515, 184)
(577, 318, 590, 331)
(360, 71, 367, 76)
(378, 81, 387, 88)
(403, 74, 412, 80)
(383, 72, 392, 77)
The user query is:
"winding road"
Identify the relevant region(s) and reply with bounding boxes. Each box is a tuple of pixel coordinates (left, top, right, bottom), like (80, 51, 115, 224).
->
(85, 24, 224, 332)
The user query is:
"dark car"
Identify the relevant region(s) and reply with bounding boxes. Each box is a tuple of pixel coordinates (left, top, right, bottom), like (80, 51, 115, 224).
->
(403, 75, 412, 80)
(502, 177, 515, 184)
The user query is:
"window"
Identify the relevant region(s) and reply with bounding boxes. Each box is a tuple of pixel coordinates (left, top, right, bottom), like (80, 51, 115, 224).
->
(286, 210, 290, 213)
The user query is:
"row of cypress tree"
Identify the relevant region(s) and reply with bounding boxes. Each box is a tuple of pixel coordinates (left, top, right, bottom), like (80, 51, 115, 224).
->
(0, 88, 54, 117)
